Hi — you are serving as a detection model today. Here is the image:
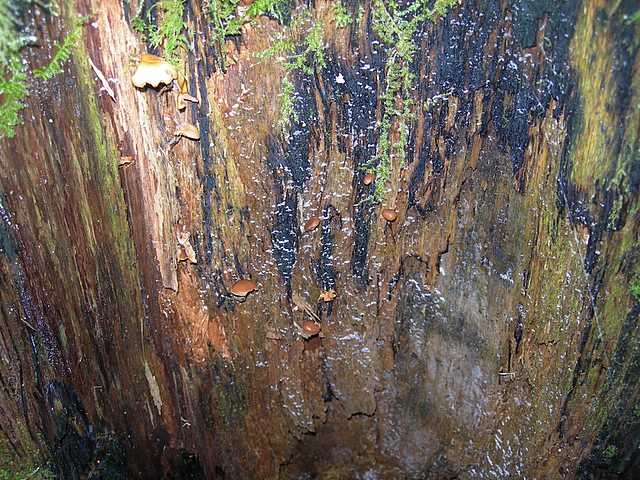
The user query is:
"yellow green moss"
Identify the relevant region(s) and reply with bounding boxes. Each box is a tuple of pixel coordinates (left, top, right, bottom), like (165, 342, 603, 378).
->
(569, 4, 640, 193)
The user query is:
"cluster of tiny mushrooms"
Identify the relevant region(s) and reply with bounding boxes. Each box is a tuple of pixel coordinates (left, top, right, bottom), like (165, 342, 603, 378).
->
(131, 54, 200, 143)
(131, 52, 399, 341)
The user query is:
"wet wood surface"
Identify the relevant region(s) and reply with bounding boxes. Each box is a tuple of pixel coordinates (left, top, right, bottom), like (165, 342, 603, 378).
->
(0, 0, 639, 478)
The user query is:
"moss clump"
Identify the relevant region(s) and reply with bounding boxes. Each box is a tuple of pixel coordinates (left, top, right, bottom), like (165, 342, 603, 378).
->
(0, 1, 35, 65)
(0, 1, 78, 138)
(148, 0, 189, 67)
(367, 0, 459, 202)
(259, 9, 325, 75)
(332, 2, 352, 29)
(630, 275, 640, 301)
(208, 0, 290, 70)
(0, 55, 27, 138)
(0, 437, 54, 480)
(0, 0, 34, 138)
(34, 17, 85, 80)
(208, 0, 243, 51)
(259, 8, 326, 130)
(0, 465, 54, 480)
(132, 0, 189, 67)
(603, 444, 618, 460)
(279, 75, 298, 128)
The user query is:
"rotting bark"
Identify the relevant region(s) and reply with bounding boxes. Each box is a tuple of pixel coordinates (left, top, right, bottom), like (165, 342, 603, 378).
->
(0, 0, 639, 478)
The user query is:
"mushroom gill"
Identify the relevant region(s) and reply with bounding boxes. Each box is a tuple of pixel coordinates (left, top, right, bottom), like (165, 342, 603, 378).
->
(174, 123, 200, 141)
(132, 53, 178, 89)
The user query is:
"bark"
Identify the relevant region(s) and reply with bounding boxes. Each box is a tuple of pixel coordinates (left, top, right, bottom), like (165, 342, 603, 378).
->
(0, 0, 639, 478)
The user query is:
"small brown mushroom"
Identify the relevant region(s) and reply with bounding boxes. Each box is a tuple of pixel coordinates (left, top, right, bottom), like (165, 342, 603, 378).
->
(382, 208, 398, 222)
(177, 93, 199, 111)
(177, 231, 197, 264)
(318, 289, 337, 303)
(230, 279, 257, 298)
(118, 156, 134, 167)
(304, 216, 321, 232)
(174, 123, 200, 141)
(363, 172, 375, 185)
(132, 53, 178, 89)
(301, 320, 321, 338)
(176, 73, 199, 110)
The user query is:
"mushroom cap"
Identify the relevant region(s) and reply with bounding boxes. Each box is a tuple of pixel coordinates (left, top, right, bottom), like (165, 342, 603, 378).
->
(177, 92, 199, 110)
(382, 208, 398, 222)
(177, 231, 197, 264)
(132, 54, 178, 89)
(230, 279, 257, 297)
(302, 321, 321, 336)
(318, 289, 337, 302)
(175, 123, 200, 140)
(141, 53, 165, 64)
(304, 216, 321, 232)
(363, 172, 375, 185)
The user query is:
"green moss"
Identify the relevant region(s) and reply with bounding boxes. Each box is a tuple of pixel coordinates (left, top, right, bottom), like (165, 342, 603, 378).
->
(34, 17, 85, 80)
(148, 0, 188, 67)
(279, 76, 298, 130)
(259, 35, 295, 59)
(244, 0, 290, 22)
(367, 0, 459, 202)
(0, 0, 36, 138)
(603, 445, 618, 460)
(259, 8, 326, 130)
(0, 1, 36, 66)
(296, 18, 325, 75)
(132, 0, 188, 67)
(130, 0, 147, 35)
(0, 0, 70, 138)
(208, 0, 290, 70)
(0, 465, 54, 480)
(131, 16, 146, 35)
(332, 2, 352, 29)
(261, 10, 325, 72)
(357, 4, 365, 26)
(0, 435, 53, 480)
(630, 276, 640, 301)
(208, 0, 242, 71)
(570, 4, 640, 194)
(0, 55, 27, 138)
(607, 194, 624, 230)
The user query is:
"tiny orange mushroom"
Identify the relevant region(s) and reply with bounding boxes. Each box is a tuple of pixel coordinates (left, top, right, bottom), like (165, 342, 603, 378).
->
(132, 53, 178, 89)
(176, 73, 199, 110)
(304, 216, 321, 232)
(318, 289, 337, 303)
(363, 172, 375, 185)
(230, 279, 258, 298)
(301, 321, 321, 338)
(382, 208, 398, 222)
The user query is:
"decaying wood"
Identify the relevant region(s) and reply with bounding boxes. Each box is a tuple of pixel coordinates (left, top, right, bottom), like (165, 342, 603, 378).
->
(0, 0, 638, 478)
